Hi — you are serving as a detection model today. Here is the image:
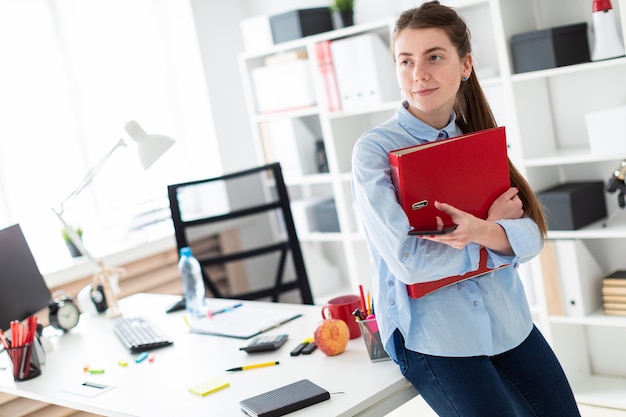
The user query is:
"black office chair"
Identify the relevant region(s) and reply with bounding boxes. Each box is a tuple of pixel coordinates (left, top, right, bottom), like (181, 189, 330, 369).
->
(167, 162, 314, 305)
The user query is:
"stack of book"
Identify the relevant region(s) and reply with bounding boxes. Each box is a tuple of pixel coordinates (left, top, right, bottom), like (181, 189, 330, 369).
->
(602, 270, 626, 316)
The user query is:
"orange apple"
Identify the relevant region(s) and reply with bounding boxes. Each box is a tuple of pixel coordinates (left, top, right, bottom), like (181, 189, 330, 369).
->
(314, 319, 350, 356)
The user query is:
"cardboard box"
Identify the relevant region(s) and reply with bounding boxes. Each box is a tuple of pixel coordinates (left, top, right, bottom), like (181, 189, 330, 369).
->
(537, 181, 607, 230)
(511, 23, 590, 73)
(251, 59, 316, 113)
(585, 105, 626, 155)
(270, 8, 333, 44)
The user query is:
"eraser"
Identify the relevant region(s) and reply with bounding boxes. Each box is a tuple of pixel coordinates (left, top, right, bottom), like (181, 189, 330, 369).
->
(188, 378, 230, 397)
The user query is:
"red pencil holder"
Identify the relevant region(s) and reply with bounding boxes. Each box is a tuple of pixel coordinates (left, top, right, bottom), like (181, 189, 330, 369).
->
(5, 342, 41, 381)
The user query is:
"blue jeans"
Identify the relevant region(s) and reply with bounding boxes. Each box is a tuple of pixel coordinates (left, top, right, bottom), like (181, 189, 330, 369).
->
(393, 326, 581, 417)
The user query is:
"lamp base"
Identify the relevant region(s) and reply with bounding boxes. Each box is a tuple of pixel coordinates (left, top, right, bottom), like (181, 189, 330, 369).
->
(94, 261, 124, 318)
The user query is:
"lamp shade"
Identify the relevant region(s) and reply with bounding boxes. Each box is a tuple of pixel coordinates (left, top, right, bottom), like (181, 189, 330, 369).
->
(125, 120, 175, 170)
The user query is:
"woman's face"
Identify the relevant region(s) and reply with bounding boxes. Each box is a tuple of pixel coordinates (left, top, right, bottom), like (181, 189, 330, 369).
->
(394, 27, 472, 129)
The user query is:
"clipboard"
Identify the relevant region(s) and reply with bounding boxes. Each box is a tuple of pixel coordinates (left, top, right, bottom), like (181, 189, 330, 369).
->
(188, 305, 302, 339)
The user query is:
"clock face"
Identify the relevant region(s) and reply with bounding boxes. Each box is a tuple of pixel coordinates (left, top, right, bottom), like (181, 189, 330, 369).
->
(56, 301, 80, 330)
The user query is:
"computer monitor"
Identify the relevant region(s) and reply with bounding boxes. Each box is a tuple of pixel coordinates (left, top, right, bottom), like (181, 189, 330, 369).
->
(0, 224, 52, 331)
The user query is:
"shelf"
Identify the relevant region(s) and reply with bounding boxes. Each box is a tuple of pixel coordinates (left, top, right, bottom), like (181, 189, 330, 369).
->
(326, 101, 398, 119)
(524, 147, 623, 167)
(546, 216, 626, 240)
(550, 309, 626, 327)
(571, 375, 626, 410)
(511, 57, 626, 83)
(252, 107, 320, 123)
(239, 18, 395, 60)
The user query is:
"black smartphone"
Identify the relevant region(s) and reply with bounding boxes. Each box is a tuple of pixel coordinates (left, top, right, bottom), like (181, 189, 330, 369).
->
(408, 224, 458, 236)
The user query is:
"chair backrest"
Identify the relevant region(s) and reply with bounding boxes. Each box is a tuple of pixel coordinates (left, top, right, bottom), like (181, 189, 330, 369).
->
(167, 162, 314, 305)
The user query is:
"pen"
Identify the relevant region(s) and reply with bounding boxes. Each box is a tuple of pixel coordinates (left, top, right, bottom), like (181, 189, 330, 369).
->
(210, 303, 243, 316)
(225, 360, 280, 372)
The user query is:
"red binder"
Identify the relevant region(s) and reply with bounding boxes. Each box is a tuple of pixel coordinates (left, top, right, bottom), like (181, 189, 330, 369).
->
(389, 126, 510, 232)
(406, 247, 509, 298)
(314, 41, 341, 112)
(388, 126, 511, 298)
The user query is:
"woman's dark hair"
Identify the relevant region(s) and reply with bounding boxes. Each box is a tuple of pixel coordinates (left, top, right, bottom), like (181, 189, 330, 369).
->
(393, 1, 547, 235)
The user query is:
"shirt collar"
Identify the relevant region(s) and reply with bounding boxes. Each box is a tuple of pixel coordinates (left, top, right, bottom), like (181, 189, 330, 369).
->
(395, 100, 461, 142)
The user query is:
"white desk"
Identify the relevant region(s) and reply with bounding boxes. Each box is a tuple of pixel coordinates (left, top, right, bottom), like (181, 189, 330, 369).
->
(0, 293, 417, 417)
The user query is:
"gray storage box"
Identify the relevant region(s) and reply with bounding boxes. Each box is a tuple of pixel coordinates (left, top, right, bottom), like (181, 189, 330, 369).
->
(311, 199, 340, 233)
(270, 8, 333, 44)
(511, 23, 590, 73)
(537, 181, 607, 230)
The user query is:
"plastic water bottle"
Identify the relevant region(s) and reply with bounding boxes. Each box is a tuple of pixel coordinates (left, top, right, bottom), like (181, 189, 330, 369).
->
(178, 247, 206, 317)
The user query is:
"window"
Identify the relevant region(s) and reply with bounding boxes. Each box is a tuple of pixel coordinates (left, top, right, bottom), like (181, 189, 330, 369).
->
(0, 0, 221, 273)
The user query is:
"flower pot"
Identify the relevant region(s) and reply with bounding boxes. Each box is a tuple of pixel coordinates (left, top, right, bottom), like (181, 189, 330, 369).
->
(66, 241, 82, 258)
(332, 10, 354, 28)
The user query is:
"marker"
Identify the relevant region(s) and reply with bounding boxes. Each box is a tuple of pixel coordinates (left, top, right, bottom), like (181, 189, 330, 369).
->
(225, 360, 279, 372)
(290, 338, 313, 356)
(135, 352, 149, 363)
(301, 342, 317, 355)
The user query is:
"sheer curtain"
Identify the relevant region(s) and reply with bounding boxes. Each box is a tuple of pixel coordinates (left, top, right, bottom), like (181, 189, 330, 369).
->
(0, 0, 221, 273)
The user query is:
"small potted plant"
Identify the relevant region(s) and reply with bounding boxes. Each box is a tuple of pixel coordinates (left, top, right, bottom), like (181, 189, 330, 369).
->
(61, 226, 83, 258)
(330, 0, 354, 28)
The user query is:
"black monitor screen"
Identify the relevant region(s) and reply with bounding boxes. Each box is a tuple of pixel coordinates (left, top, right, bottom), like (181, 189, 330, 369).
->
(0, 224, 52, 331)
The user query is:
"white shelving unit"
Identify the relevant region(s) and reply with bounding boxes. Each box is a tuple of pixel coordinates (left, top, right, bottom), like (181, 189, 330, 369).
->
(238, 19, 399, 301)
(239, 0, 626, 408)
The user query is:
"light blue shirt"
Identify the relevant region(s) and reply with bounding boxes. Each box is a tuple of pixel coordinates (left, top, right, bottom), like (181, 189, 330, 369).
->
(351, 102, 543, 359)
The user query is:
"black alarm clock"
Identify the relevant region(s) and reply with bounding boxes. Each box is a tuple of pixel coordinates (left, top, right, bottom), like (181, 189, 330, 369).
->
(49, 290, 81, 332)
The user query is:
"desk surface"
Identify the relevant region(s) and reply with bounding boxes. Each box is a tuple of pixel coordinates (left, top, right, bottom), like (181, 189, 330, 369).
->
(0, 293, 416, 417)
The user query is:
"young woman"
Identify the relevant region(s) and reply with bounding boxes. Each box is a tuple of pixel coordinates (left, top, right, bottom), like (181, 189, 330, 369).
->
(351, 2, 580, 416)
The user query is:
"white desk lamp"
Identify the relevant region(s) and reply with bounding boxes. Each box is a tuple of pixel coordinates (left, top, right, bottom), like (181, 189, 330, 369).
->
(52, 120, 175, 317)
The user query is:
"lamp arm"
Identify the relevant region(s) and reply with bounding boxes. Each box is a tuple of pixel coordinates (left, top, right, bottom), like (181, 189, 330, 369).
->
(57, 138, 127, 212)
(52, 207, 98, 266)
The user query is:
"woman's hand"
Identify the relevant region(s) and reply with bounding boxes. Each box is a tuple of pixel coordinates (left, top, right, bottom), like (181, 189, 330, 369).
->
(487, 187, 523, 222)
(420, 196, 517, 255)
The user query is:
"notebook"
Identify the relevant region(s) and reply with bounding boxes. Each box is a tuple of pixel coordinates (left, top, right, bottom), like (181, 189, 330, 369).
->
(240, 379, 330, 417)
(188, 305, 302, 339)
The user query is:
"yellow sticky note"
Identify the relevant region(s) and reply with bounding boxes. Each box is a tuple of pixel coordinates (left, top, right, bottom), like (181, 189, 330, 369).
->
(188, 378, 230, 397)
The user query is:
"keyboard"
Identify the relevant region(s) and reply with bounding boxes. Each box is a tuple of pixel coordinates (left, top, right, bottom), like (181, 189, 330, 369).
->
(113, 316, 174, 353)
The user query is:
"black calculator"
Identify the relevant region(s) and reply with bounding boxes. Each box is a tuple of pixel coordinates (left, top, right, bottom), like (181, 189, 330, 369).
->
(239, 334, 288, 353)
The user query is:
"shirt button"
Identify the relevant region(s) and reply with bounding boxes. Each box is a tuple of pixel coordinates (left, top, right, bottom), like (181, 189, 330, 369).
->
(403, 253, 409, 258)
(390, 300, 395, 306)
(473, 300, 479, 306)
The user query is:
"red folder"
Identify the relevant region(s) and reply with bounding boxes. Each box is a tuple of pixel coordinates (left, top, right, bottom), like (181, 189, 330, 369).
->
(315, 40, 341, 112)
(406, 247, 508, 298)
(388, 126, 511, 298)
(389, 126, 510, 232)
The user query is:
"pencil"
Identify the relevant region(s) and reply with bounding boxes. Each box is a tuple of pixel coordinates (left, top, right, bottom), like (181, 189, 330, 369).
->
(358, 285, 367, 313)
(225, 361, 280, 372)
